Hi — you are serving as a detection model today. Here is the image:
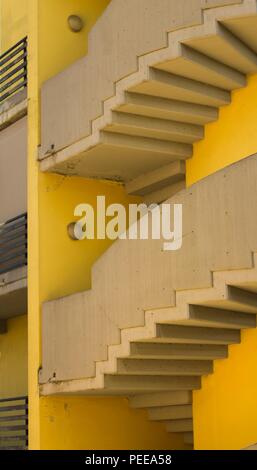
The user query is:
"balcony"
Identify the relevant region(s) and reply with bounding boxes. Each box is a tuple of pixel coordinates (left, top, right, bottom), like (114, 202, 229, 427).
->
(0, 38, 28, 326)
(0, 37, 27, 131)
(0, 397, 28, 450)
(0, 214, 27, 323)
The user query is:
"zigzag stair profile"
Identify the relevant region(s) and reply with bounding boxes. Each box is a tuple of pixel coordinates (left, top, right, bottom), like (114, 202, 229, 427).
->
(41, 254, 257, 448)
(40, 0, 257, 204)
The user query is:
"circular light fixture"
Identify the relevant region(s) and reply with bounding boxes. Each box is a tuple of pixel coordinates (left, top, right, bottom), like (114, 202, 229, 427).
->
(68, 15, 84, 33)
(67, 222, 78, 240)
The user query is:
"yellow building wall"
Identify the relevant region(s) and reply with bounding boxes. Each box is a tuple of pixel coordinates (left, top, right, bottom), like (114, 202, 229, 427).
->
(187, 74, 257, 186)
(187, 74, 257, 449)
(0, 315, 28, 399)
(27, 0, 185, 450)
(0, 0, 28, 52)
(40, 397, 185, 451)
(194, 329, 257, 450)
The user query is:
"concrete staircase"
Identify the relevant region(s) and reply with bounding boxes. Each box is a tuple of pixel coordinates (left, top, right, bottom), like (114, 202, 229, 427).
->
(40, 1, 257, 204)
(41, 252, 257, 448)
(102, 276, 257, 447)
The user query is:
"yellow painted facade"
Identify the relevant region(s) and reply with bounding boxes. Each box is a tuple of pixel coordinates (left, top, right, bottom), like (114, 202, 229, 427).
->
(40, 397, 185, 451)
(187, 75, 257, 186)
(0, 315, 27, 399)
(0, 0, 28, 51)
(1, 0, 257, 451)
(193, 328, 257, 450)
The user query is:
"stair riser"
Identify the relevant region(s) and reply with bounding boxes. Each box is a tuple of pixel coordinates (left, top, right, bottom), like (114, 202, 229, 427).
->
(130, 343, 228, 360)
(166, 419, 193, 433)
(117, 359, 213, 376)
(148, 404, 193, 421)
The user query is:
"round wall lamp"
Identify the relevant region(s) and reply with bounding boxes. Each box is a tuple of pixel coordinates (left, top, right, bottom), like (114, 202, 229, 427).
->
(68, 15, 84, 33)
(67, 222, 78, 240)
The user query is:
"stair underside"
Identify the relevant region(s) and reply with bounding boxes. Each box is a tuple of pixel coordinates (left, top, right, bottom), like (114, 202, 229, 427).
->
(39, 3, 257, 203)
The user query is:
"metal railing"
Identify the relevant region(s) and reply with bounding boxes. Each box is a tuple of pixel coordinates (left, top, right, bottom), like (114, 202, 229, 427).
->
(0, 37, 27, 104)
(0, 213, 27, 276)
(0, 396, 28, 451)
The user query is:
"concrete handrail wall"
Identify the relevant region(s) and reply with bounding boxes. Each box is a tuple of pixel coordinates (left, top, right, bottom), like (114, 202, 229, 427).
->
(41, 152, 257, 383)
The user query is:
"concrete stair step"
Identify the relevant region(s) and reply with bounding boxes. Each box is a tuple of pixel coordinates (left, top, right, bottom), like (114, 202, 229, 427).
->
(166, 418, 193, 433)
(125, 160, 185, 197)
(119, 92, 219, 125)
(129, 68, 231, 107)
(185, 22, 257, 75)
(101, 131, 193, 160)
(107, 112, 204, 143)
(183, 304, 257, 329)
(148, 404, 193, 421)
(104, 374, 201, 392)
(154, 324, 240, 345)
(156, 43, 246, 90)
(129, 391, 192, 409)
(130, 342, 228, 360)
(116, 358, 213, 376)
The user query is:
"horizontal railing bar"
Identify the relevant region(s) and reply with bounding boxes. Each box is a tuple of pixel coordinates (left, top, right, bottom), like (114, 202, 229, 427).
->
(0, 261, 27, 274)
(0, 435, 27, 442)
(0, 38, 27, 105)
(0, 395, 28, 449)
(0, 261, 27, 276)
(0, 79, 27, 103)
(4, 214, 27, 225)
(0, 62, 26, 86)
(0, 219, 27, 237)
(0, 262, 27, 275)
(0, 221, 26, 234)
(0, 230, 27, 244)
(0, 220, 26, 232)
(0, 396, 27, 404)
(0, 446, 27, 450)
(0, 38, 27, 62)
(0, 240, 27, 256)
(0, 446, 28, 451)
(0, 405, 27, 413)
(0, 257, 27, 267)
(0, 215, 27, 276)
(0, 234, 26, 249)
(0, 242, 27, 253)
(0, 415, 27, 423)
(0, 249, 27, 265)
(0, 235, 26, 250)
(0, 70, 26, 94)
(0, 425, 27, 432)
(0, 51, 27, 76)
(0, 242, 27, 257)
(0, 42, 26, 68)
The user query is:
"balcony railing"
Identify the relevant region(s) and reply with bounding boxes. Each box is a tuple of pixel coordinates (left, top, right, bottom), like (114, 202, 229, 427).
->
(0, 396, 28, 450)
(0, 37, 27, 105)
(0, 213, 27, 276)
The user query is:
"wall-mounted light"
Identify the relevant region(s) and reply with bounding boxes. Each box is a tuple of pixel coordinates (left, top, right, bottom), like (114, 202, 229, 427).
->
(67, 15, 84, 33)
(67, 222, 78, 240)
